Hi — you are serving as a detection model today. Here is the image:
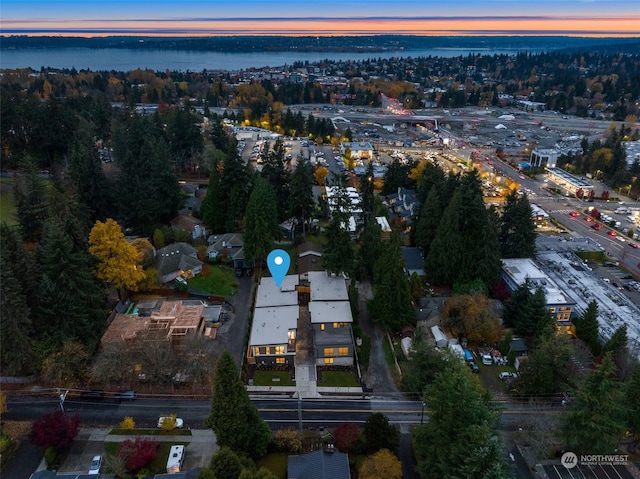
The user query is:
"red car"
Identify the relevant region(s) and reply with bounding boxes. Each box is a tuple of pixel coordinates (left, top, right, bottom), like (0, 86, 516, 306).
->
(608, 231, 617, 237)
(630, 243, 639, 249)
(585, 217, 594, 222)
(569, 211, 579, 217)
(592, 224, 603, 230)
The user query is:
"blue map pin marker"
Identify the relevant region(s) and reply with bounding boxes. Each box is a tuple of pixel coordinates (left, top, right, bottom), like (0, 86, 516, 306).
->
(267, 249, 291, 288)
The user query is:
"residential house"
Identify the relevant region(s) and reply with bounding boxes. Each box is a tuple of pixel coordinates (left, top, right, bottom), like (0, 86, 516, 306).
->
(308, 271, 354, 367)
(402, 247, 425, 278)
(248, 275, 300, 367)
(297, 241, 324, 276)
(386, 187, 417, 228)
(287, 449, 351, 479)
(501, 258, 576, 329)
(206, 233, 254, 274)
(155, 242, 203, 284)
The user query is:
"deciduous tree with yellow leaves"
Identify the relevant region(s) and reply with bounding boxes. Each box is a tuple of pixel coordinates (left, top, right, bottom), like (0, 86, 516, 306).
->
(359, 449, 402, 479)
(89, 219, 146, 299)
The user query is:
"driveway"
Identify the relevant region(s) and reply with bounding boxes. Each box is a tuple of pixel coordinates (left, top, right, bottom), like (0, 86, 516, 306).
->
(208, 275, 255, 368)
(356, 280, 402, 398)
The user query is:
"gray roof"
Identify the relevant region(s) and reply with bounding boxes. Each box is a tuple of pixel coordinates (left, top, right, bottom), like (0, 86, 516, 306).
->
(287, 449, 351, 479)
(155, 242, 203, 277)
(402, 247, 424, 272)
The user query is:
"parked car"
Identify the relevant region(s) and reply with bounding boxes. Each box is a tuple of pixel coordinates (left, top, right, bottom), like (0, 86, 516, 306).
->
(499, 372, 518, 380)
(468, 362, 479, 373)
(80, 390, 105, 400)
(88, 455, 103, 475)
(158, 417, 184, 429)
(114, 390, 137, 401)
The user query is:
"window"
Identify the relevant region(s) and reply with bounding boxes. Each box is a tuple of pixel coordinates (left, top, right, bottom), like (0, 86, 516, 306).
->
(338, 347, 349, 356)
(324, 358, 334, 364)
(288, 330, 296, 340)
(275, 346, 285, 354)
(276, 357, 285, 364)
(265, 346, 272, 355)
(333, 322, 348, 328)
(549, 307, 556, 313)
(323, 347, 335, 357)
(320, 324, 325, 331)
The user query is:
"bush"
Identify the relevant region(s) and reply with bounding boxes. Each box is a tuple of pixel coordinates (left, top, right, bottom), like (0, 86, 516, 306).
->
(44, 446, 58, 468)
(0, 434, 13, 454)
(117, 437, 158, 471)
(120, 416, 135, 430)
(272, 428, 303, 454)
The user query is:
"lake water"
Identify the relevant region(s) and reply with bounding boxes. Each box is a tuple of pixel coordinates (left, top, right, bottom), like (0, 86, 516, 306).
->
(0, 46, 547, 72)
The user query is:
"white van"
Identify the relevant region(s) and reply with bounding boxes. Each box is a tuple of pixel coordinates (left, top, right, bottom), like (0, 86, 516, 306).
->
(481, 354, 493, 365)
(166, 445, 185, 473)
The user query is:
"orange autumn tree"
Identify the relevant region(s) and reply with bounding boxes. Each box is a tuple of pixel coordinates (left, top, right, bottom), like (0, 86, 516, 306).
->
(89, 218, 146, 299)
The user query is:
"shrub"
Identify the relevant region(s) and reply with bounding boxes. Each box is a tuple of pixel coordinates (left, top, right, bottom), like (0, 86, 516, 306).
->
(334, 423, 361, 453)
(272, 428, 303, 453)
(117, 437, 158, 471)
(120, 416, 135, 430)
(44, 446, 58, 468)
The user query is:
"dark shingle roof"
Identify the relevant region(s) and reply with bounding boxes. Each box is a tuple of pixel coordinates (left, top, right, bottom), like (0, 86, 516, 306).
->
(287, 449, 351, 479)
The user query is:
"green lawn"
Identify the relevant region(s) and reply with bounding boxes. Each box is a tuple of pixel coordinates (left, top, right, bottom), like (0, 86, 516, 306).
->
(0, 187, 17, 225)
(319, 370, 360, 387)
(252, 370, 294, 387)
(257, 452, 288, 479)
(188, 265, 238, 296)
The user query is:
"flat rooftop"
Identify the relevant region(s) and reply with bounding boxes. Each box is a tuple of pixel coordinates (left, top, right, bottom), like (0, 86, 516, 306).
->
(308, 301, 353, 324)
(255, 275, 299, 308)
(308, 271, 349, 301)
(536, 249, 640, 352)
(502, 258, 574, 306)
(249, 305, 299, 346)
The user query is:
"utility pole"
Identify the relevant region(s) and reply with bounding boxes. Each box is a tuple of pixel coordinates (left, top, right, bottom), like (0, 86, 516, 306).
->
(57, 388, 69, 414)
(298, 394, 303, 433)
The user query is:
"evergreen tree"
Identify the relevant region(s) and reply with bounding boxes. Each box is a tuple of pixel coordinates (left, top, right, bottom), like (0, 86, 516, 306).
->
(112, 113, 181, 234)
(363, 413, 400, 454)
(602, 324, 628, 360)
(359, 162, 375, 227)
(413, 362, 510, 479)
(369, 233, 414, 332)
(166, 105, 204, 172)
(0, 255, 36, 375)
(561, 354, 627, 454)
(36, 219, 105, 349)
(13, 157, 48, 242)
(261, 137, 290, 221)
(357, 219, 384, 280)
(244, 176, 279, 264)
(499, 191, 537, 258)
(288, 155, 314, 235)
(503, 282, 531, 328)
(517, 333, 576, 395)
(624, 367, 640, 444)
(414, 185, 443, 255)
(425, 170, 500, 287)
(201, 160, 226, 233)
(205, 351, 271, 459)
(322, 219, 355, 276)
(573, 300, 601, 355)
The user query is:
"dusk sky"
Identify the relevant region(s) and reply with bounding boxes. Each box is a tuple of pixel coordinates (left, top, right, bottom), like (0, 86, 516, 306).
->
(2, 0, 639, 37)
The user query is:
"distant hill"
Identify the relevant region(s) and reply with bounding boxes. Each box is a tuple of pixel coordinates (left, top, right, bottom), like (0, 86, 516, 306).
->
(2, 35, 639, 54)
